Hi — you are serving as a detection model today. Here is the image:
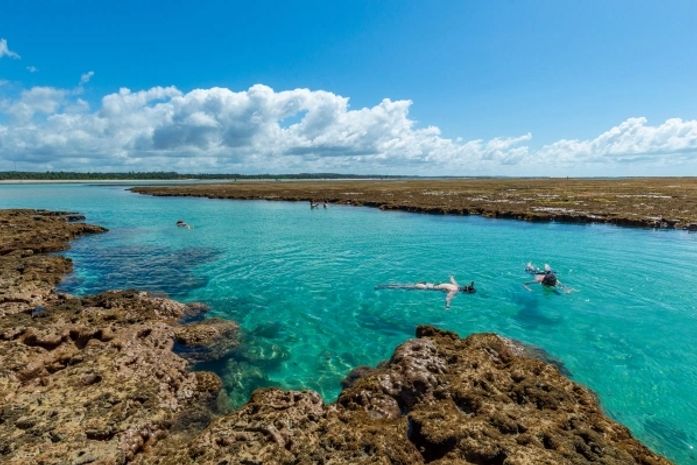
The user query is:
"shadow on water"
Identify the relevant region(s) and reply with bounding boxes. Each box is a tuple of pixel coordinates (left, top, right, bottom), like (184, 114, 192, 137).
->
(191, 328, 291, 408)
(512, 290, 561, 329)
(59, 245, 221, 298)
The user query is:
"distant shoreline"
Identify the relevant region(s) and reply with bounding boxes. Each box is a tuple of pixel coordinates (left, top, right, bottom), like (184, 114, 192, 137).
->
(132, 177, 697, 231)
(0, 177, 418, 184)
(0, 179, 204, 184)
(0, 171, 412, 182)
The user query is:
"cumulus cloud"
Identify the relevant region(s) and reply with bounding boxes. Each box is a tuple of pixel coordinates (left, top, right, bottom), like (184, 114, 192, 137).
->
(0, 82, 696, 174)
(0, 38, 20, 59)
(4, 86, 67, 122)
(26, 65, 38, 73)
(537, 117, 697, 163)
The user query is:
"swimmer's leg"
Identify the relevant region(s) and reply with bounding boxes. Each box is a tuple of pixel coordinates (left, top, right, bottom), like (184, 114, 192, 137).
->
(375, 282, 436, 290)
(375, 283, 418, 290)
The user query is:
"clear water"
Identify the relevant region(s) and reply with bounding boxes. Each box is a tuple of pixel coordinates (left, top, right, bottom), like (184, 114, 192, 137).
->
(1, 183, 696, 465)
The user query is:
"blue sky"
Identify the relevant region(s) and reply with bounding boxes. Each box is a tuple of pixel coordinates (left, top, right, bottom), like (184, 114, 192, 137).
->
(1, 1, 697, 175)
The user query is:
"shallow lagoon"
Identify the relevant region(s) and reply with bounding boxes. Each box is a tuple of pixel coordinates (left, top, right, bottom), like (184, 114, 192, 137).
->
(1, 183, 696, 464)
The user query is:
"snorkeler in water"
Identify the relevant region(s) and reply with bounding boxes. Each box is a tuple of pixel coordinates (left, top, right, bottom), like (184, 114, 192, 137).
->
(176, 219, 192, 230)
(524, 263, 572, 293)
(377, 275, 475, 308)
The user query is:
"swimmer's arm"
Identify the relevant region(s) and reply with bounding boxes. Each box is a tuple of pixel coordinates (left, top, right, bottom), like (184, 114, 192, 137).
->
(445, 290, 456, 308)
(522, 281, 537, 291)
(449, 275, 459, 286)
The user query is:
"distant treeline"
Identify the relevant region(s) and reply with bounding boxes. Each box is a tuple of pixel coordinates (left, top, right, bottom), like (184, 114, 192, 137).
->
(0, 171, 407, 181)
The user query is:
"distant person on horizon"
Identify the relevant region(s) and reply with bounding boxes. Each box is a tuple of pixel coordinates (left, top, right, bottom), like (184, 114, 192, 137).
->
(377, 275, 475, 308)
(310, 200, 320, 209)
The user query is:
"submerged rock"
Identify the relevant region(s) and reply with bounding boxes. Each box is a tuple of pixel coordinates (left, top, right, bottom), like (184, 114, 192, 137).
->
(219, 358, 275, 408)
(175, 318, 240, 363)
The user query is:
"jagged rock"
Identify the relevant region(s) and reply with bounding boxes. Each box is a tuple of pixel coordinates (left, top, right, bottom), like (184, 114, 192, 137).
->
(0, 211, 226, 465)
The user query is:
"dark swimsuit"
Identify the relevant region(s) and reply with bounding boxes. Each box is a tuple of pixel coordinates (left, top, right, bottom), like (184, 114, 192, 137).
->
(541, 272, 557, 286)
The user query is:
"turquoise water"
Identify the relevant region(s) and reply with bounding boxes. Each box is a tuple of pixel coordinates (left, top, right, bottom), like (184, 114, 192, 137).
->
(1, 183, 696, 464)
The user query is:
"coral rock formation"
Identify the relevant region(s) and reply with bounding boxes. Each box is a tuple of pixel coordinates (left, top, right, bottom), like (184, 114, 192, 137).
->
(0, 210, 233, 465)
(137, 326, 672, 465)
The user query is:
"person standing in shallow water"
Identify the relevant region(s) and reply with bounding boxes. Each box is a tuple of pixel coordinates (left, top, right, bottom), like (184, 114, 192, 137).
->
(377, 275, 475, 308)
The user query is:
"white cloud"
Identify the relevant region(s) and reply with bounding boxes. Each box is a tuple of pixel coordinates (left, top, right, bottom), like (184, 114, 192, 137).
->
(5, 86, 67, 122)
(0, 82, 696, 174)
(79, 71, 94, 85)
(0, 38, 20, 59)
(537, 117, 697, 163)
(26, 65, 38, 73)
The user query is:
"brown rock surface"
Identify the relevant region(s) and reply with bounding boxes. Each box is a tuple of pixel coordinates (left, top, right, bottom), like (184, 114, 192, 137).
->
(0, 210, 232, 465)
(0, 209, 105, 317)
(136, 326, 672, 465)
(0, 209, 673, 465)
(133, 177, 697, 230)
(175, 318, 240, 363)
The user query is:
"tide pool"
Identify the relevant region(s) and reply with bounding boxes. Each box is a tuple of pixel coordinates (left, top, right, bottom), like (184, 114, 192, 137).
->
(1, 183, 696, 464)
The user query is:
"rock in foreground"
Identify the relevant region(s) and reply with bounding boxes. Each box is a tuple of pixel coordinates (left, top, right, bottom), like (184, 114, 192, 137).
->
(0, 210, 235, 465)
(138, 326, 671, 465)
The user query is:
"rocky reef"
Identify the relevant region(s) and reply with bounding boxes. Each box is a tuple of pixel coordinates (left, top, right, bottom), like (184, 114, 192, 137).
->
(137, 326, 671, 465)
(0, 210, 238, 464)
(0, 209, 673, 464)
(133, 178, 697, 230)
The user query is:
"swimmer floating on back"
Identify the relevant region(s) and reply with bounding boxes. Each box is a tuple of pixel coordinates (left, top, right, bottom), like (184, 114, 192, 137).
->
(377, 275, 475, 308)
